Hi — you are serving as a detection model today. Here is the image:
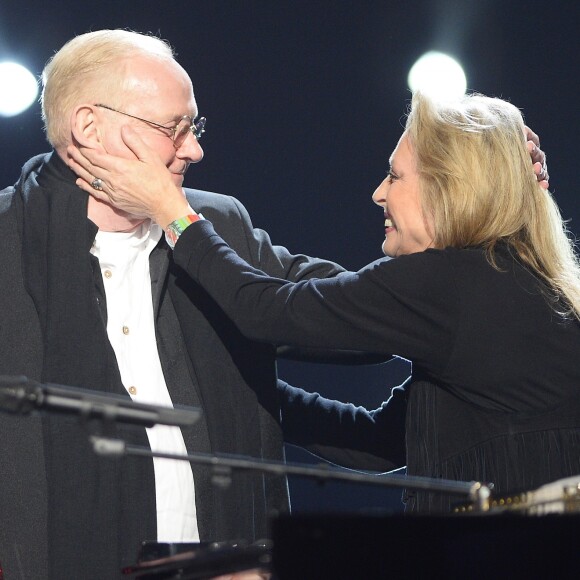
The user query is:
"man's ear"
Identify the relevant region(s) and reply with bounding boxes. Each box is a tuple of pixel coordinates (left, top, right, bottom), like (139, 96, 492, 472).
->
(70, 105, 102, 148)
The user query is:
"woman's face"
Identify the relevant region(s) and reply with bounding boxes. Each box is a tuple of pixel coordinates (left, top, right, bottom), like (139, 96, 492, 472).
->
(372, 134, 434, 257)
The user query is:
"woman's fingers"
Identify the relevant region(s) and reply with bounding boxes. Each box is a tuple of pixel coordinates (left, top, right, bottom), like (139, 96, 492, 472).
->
(66, 132, 185, 222)
(119, 125, 158, 164)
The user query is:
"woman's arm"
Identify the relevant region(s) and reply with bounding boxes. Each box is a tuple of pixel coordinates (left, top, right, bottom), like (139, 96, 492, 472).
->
(173, 219, 458, 374)
(278, 380, 407, 471)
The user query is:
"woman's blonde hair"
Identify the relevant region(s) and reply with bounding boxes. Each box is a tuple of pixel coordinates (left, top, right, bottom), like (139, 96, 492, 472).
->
(405, 92, 580, 319)
(41, 29, 174, 148)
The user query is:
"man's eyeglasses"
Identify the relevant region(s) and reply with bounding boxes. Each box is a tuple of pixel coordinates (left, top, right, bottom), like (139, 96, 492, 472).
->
(94, 104, 206, 148)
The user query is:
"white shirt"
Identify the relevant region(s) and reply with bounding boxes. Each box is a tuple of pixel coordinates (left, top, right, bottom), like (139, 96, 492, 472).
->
(91, 221, 200, 542)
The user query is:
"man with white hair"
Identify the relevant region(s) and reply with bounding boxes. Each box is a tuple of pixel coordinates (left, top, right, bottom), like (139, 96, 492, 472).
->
(0, 29, 348, 579)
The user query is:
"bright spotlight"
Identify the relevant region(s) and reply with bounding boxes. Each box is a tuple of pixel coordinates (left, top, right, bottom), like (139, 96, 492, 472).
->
(0, 62, 39, 117)
(407, 52, 467, 100)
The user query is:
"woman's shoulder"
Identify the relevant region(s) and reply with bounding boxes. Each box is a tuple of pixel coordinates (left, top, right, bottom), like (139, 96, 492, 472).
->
(402, 245, 516, 272)
(358, 248, 468, 304)
(365, 245, 522, 301)
(368, 246, 488, 275)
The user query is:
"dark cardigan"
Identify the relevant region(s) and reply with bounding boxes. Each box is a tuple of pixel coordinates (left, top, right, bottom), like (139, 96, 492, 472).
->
(0, 152, 345, 579)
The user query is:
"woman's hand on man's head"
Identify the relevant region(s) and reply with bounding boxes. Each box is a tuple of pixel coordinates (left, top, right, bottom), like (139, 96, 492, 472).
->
(525, 125, 549, 189)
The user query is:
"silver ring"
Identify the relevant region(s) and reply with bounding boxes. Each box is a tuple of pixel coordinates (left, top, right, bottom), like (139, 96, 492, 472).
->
(91, 178, 103, 191)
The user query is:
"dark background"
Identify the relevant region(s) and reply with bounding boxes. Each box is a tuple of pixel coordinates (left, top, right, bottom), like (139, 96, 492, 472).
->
(0, 0, 578, 514)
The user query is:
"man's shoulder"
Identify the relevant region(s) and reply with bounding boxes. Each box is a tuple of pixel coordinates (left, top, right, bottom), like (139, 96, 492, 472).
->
(1, 152, 49, 215)
(0, 186, 16, 214)
(0, 185, 14, 218)
(184, 187, 251, 226)
(184, 187, 238, 210)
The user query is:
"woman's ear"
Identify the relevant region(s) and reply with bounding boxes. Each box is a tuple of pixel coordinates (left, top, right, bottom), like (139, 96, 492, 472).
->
(70, 105, 102, 148)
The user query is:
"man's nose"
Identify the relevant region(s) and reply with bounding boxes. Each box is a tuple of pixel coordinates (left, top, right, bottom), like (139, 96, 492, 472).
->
(176, 133, 204, 163)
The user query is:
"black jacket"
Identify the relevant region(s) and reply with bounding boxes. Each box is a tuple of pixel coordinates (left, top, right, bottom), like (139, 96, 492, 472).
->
(0, 152, 345, 579)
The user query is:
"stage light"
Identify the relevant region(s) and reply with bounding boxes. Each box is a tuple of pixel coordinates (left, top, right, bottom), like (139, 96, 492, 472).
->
(407, 52, 467, 100)
(0, 62, 39, 117)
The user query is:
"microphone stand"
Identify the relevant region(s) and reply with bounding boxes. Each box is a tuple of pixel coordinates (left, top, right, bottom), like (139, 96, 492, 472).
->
(0, 375, 201, 428)
(90, 435, 492, 511)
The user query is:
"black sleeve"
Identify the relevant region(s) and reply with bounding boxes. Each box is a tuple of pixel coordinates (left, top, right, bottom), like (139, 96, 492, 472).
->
(201, 195, 390, 364)
(277, 380, 407, 472)
(173, 221, 459, 377)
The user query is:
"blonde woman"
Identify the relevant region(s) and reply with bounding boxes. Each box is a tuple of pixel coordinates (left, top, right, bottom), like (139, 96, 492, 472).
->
(70, 92, 578, 512)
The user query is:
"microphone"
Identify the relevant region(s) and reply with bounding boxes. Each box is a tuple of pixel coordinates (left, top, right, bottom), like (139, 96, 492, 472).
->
(0, 375, 201, 428)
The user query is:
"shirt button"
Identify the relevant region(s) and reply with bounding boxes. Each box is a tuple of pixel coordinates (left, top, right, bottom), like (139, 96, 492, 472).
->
(122, 326, 130, 335)
(104, 270, 112, 279)
(128, 386, 137, 395)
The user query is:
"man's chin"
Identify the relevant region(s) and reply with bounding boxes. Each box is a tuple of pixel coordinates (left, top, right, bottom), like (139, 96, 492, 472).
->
(171, 173, 185, 187)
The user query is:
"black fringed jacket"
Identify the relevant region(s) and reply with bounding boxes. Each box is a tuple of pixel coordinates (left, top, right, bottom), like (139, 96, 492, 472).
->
(174, 219, 580, 512)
